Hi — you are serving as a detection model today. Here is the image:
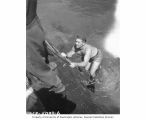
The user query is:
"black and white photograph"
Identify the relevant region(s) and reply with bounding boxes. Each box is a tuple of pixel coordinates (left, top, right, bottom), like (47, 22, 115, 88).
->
(26, 0, 120, 114)
(2, 0, 146, 120)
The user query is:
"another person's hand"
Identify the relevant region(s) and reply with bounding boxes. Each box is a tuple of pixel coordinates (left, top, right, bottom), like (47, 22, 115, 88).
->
(26, 87, 33, 99)
(70, 62, 76, 68)
(61, 52, 67, 57)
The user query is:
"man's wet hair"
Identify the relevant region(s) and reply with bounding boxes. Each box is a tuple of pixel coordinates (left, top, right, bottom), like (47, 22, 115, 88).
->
(76, 35, 87, 43)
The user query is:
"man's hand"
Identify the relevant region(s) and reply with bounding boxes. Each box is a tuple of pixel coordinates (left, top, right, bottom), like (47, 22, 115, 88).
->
(61, 52, 67, 57)
(70, 62, 77, 68)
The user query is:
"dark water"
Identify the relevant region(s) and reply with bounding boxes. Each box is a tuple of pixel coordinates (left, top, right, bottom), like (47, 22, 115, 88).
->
(37, 0, 117, 50)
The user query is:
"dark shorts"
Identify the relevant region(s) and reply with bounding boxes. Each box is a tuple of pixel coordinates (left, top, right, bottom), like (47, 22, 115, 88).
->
(89, 50, 103, 63)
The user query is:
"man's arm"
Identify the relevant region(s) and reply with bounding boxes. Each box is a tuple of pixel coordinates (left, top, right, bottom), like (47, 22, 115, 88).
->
(75, 49, 91, 67)
(66, 46, 75, 58)
(61, 46, 75, 58)
(66, 50, 75, 58)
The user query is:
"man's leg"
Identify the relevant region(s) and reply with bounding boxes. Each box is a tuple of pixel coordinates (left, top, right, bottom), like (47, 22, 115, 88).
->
(90, 61, 100, 78)
(85, 62, 91, 71)
(89, 50, 102, 81)
(88, 61, 100, 84)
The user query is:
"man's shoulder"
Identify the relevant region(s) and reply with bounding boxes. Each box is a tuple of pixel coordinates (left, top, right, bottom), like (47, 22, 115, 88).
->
(86, 44, 98, 50)
(85, 44, 92, 50)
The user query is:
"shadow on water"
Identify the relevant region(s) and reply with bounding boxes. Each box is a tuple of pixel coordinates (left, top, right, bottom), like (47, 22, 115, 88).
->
(27, 88, 76, 114)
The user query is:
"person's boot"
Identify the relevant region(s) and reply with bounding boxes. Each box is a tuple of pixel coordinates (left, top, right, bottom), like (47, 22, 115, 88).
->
(87, 79, 96, 85)
(87, 76, 95, 85)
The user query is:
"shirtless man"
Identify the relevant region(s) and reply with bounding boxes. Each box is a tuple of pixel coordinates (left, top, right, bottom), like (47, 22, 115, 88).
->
(61, 36, 103, 85)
